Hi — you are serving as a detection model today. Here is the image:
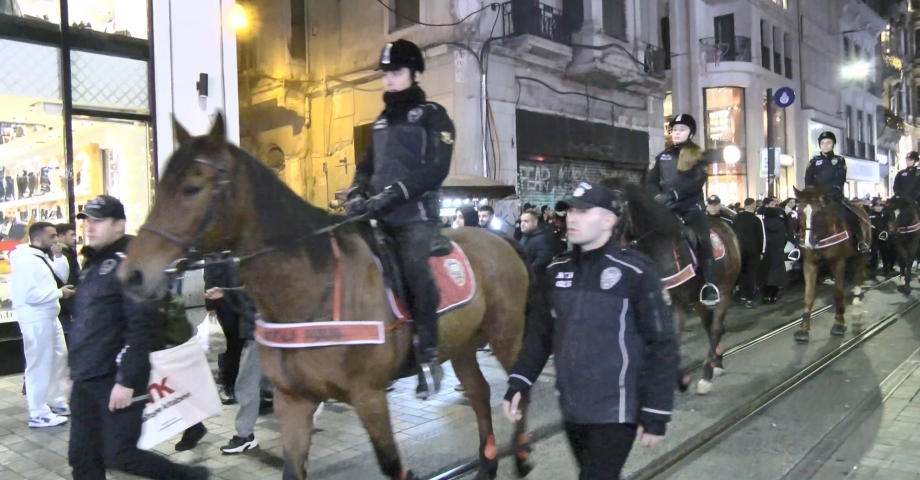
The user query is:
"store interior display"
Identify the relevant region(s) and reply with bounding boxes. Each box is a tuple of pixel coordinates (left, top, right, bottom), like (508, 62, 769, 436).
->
(1, 0, 148, 40)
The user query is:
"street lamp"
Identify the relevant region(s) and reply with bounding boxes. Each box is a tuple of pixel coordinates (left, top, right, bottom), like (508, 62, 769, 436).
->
(230, 3, 249, 32)
(723, 145, 741, 164)
(841, 61, 871, 80)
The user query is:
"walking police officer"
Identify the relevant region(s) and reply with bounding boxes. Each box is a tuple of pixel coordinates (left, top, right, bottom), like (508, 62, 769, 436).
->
(502, 182, 679, 479)
(647, 113, 720, 306)
(346, 39, 455, 396)
(805, 131, 869, 253)
(893, 151, 920, 202)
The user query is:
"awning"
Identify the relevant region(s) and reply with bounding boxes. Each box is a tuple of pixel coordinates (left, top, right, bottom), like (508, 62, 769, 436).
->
(440, 174, 516, 199)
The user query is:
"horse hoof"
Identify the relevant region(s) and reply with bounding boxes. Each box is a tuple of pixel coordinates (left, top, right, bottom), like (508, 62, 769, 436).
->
(473, 470, 497, 480)
(677, 375, 690, 393)
(696, 379, 712, 395)
(713, 367, 725, 377)
(898, 284, 912, 295)
(830, 324, 847, 336)
(404, 470, 420, 480)
(852, 296, 861, 306)
(515, 458, 534, 478)
(794, 330, 810, 344)
(415, 387, 429, 401)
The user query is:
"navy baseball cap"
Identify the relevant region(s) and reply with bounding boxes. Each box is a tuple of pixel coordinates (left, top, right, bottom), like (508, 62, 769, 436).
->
(77, 195, 126, 220)
(555, 182, 626, 216)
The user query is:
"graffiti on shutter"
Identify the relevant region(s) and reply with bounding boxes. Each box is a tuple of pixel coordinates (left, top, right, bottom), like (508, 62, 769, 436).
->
(517, 159, 643, 210)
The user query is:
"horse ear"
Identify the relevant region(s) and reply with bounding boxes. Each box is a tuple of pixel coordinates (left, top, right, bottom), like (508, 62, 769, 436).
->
(208, 112, 226, 144)
(173, 116, 191, 144)
(792, 186, 802, 198)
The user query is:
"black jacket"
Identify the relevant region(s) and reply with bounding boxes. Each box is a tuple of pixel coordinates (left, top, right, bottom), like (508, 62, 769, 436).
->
(352, 89, 455, 226)
(646, 142, 708, 213)
(519, 226, 555, 279)
(893, 166, 920, 200)
(508, 240, 678, 433)
(68, 236, 159, 392)
(804, 152, 847, 194)
(58, 245, 80, 317)
(869, 210, 889, 243)
(758, 207, 792, 287)
(204, 260, 257, 340)
(732, 211, 766, 255)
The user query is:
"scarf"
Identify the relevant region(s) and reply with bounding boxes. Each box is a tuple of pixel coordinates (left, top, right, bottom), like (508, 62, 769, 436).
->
(382, 84, 426, 122)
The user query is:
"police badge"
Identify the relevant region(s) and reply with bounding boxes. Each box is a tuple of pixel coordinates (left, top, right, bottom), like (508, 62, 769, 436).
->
(407, 108, 423, 123)
(831, 158, 838, 165)
(600, 267, 622, 290)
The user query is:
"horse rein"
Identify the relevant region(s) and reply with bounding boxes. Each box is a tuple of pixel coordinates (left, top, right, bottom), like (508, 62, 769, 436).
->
(139, 156, 367, 276)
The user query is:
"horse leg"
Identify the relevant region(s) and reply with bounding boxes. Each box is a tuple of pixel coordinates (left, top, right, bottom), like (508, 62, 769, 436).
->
(276, 392, 320, 480)
(352, 389, 411, 480)
(673, 308, 690, 392)
(898, 249, 912, 294)
(830, 260, 848, 336)
(796, 259, 818, 343)
(696, 308, 716, 395)
(485, 329, 534, 478)
(452, 344, 501, 479)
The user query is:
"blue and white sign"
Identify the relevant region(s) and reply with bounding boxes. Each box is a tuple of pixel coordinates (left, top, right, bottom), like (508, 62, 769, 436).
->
(774, 87, 795, 108)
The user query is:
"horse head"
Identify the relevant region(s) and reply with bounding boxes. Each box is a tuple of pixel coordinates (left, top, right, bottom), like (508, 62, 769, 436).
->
(793, 185, 836, 249)
(884, 196, 917, 234)
(120, 113, 336, 301)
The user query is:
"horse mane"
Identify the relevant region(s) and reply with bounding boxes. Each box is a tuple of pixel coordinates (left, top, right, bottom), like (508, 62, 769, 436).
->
(160, 136, 340, 268)
(598, 177, 682, 240)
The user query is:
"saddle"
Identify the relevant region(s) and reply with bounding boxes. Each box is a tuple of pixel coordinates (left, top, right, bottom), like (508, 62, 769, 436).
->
(362, 225, 453, 302)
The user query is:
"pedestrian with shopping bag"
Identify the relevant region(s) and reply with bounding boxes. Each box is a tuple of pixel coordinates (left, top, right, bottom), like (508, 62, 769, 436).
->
(67, 195, 209, 479)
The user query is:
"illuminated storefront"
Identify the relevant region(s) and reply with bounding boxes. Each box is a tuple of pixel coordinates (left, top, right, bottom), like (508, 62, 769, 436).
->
(704, 87, 747, 200)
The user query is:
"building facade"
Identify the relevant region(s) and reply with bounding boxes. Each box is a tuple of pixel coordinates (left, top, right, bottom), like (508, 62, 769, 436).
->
(0, 0, 237, 375)
(235, 0, 668, 226)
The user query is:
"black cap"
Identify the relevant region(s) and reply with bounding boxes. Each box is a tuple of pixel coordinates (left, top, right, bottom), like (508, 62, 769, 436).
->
(555, 182, 627, 216)
(908, 151, 919, 161)
(77, 195, 126, 221)
(379, 39, 425, 73)
(668, 113, 697, 137)
(707, 194, 721, 205)
(818, 131, 837, 144)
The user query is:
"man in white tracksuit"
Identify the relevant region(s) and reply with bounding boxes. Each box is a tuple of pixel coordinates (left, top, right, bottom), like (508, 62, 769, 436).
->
(11, 221, 74, 427)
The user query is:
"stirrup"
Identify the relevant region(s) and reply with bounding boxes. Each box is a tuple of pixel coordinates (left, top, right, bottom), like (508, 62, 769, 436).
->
(700, 283, 720, 307)
(419, 361, 442, 396)
(878, 231, 889, 241)
(857, 242, 870, 254)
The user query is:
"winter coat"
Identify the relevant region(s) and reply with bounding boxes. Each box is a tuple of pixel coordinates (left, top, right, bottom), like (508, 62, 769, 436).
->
(9, 244, 69, 323)
(758, 207, 792, 287)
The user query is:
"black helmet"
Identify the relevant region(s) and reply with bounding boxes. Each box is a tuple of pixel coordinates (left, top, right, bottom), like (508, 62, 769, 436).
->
(818, 131, 837, 144)
(908, 151, 919, 161)
(668, 113, 697, 137)
(379, 39, 425, 73)
(707, 194, 721, 205)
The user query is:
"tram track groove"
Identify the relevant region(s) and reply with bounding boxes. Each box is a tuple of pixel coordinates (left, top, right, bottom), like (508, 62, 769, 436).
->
(630, 295, 920, 480)
(426, 276, 900, 480)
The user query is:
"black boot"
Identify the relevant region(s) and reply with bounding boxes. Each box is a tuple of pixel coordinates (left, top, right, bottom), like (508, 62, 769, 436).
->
(699, 258, 720, 307)
(175, 422, 208, 451)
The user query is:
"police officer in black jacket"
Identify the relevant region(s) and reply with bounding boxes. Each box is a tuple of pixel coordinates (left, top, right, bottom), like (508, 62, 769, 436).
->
(805, 131, 869, 253)
(346, 39, 455, 396)
(868, 200, 893, 276)
(893, 151, 920, 202)
(647, 113, 720, 306)
(503, 182, 679, 479)
(67, 196, 208, 480)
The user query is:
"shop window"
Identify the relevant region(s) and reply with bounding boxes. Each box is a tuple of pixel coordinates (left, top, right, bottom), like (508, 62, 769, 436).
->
(704, 87, 746, 151)
(707, 162, 747, 204)
(1, 0, 59, 25)
(67, 0, 147, 40)
(663, 92, 673, 133)
(390, 0, 419, 32)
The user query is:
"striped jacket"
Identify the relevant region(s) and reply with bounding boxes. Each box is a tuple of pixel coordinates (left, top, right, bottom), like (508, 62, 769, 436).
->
(508, 241, 679, 434)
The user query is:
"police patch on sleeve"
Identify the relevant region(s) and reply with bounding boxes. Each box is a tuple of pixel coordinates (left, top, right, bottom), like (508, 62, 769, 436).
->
(407, 108, 423, 123)
(441, 131, 454, 144)
(99, 259, 118, 275)
(600, 267, 622, 290)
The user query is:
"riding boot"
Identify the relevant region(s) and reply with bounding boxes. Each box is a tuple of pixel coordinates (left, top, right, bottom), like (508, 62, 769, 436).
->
(700, 258, 720, 307)
(415, 321, 443, 398)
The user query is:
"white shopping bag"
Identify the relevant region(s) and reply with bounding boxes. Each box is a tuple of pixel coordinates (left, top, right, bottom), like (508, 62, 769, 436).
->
(195, 312, 225, 354)
(137, 338, 222, 450)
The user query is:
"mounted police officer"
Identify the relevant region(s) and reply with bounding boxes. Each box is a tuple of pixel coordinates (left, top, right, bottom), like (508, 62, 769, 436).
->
(647, 113, 720, 307)
(893, 151, 920, 202)
(346, 39, 455, 396)
(502, 182, 679, 479)
(805, 131, 869, 253)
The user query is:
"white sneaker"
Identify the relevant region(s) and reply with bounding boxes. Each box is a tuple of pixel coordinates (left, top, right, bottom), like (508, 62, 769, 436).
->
(313, 402, 324, 424)
(29, 413, 68, 428)
(50, 405, 71, 416)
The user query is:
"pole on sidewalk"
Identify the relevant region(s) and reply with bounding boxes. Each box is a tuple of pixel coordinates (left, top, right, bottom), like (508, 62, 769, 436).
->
(766, 88, 776, 198)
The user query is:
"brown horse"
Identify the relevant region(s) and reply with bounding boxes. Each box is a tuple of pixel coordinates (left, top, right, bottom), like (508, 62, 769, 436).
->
(793, 186, 869, 343)
(600, 178, 741, 395)
(118, 115, 535, 480)
(882, 196, 920, 295)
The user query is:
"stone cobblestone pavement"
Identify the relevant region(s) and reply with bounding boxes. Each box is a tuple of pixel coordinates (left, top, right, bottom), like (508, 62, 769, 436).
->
(0, 350, 516, 480)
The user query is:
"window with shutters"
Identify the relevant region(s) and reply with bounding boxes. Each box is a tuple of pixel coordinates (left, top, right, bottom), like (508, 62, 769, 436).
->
(602, 0, 627, 41)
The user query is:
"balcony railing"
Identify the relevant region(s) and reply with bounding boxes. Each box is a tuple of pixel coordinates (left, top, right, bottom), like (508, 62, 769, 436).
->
(501, 0, 570, 44)
(699, 36, 753, 63)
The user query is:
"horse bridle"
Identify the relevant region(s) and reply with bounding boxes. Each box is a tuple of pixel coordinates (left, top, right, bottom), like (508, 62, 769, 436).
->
(139, 157, 234, 274)
(139, 156, 368, 275)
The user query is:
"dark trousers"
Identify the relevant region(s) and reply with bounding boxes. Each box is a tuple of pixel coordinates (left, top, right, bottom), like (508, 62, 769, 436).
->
(679, 208, 714, 262)
(69, 376, 203, 479)
(215, 302, 244, 390)
(738, 250, 761, 299)
(564, 422, 637, 480)
(870, 240, 893, 273)
(385, 222, 440, 350)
